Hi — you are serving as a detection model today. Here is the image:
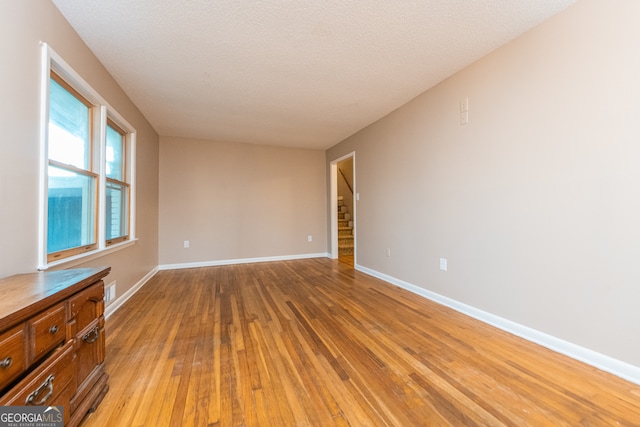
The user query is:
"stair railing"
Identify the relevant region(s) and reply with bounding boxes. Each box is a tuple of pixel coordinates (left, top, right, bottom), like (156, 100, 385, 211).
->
(338, 168, 353, 195)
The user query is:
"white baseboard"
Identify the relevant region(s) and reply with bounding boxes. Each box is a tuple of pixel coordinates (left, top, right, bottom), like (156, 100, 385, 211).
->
(105, 266, 159, 320)
(355, 263, 640, 386)
(158, 252, 330, 271)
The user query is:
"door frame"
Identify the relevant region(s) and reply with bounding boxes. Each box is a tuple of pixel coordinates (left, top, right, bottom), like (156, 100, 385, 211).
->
(330, 152, 356, 262)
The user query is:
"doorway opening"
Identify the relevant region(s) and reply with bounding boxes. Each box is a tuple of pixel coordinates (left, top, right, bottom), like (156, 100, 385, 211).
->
(330, 152, 355, 267)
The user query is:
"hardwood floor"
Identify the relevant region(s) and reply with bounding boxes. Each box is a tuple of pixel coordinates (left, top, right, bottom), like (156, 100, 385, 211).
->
(338, 254, 354, 267)
(82, 258, 640, 426)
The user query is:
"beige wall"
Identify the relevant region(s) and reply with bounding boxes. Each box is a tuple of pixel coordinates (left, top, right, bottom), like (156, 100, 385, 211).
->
(159, 137, 326, 265)
(0, 1, 159, 298)
(327, 0, 640, 367)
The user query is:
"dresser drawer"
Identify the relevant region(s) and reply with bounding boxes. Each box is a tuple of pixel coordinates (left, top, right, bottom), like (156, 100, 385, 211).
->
(0, 324, 26, 392)
(0, 341, 75, 413)
(29, 303, 66, 364)
(75, 319, 104, 389)
(68, 282, 104, 333)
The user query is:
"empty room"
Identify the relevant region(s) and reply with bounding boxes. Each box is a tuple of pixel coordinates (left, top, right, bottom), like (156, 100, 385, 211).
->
(1, 0, 640, 425)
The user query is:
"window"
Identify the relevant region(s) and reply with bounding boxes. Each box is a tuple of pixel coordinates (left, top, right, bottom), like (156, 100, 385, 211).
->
(40, 44, 136, 268)
(105, 121, 129, 244)
(47, 72, 98, 260)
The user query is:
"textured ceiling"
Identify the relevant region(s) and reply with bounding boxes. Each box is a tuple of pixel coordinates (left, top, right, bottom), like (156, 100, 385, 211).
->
(52, 0, 576, 150)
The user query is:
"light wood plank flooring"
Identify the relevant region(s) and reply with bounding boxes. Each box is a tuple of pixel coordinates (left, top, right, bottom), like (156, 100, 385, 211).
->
(83, 258, 640, 426)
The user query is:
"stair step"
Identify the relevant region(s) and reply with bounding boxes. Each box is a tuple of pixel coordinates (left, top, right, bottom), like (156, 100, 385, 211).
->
(339, 247, 354, 256)
(338, 243, 354, 251)
(337, 195, 354, 256)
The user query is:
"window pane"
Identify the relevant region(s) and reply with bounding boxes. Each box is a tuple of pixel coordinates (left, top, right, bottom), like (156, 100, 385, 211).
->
(49, 77, 90, 170)
(106, 182, 129, 240)
(106, 124, 124, 181)
(47, 165, 96, 253)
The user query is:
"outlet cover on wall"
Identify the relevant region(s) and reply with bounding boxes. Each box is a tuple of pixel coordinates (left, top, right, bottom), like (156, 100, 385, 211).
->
(439, 258, 448, 271)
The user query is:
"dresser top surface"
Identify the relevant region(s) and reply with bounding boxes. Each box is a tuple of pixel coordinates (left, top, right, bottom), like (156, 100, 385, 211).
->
(0, 266, 110, 330)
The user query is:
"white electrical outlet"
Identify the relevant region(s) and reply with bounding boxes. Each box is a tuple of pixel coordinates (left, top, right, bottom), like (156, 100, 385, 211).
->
(307, 235, 313, 242)
(440, 258, 448, 271)
(183, 240, 190, 248)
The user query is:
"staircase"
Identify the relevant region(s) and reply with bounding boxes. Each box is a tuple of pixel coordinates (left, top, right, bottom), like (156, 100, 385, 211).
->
(338, 196, 354, 256)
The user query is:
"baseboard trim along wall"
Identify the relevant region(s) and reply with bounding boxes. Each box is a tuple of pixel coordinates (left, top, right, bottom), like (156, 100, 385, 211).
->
(158, 252, 331, 271)
(105, 266, 159, 320)
(355, 263, 640, 386)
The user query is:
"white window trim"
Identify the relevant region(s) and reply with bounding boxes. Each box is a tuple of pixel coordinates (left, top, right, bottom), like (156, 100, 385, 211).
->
(38, 43, 137, 270)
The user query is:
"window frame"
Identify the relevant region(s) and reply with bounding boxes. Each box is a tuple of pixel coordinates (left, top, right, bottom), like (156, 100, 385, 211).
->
(47, 71, 98, 261)
(39, 43, 137, 270)
(105, 118, 130, 246)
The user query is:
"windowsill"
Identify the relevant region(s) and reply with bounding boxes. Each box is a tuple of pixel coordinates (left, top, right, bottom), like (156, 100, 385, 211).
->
(38, 238, 138, 271)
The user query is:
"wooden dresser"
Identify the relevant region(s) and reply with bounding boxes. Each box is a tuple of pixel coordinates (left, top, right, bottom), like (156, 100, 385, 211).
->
(0, 266, 110, 426)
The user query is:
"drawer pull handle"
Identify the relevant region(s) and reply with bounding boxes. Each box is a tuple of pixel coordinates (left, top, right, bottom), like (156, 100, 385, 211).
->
(49, 325, 59, 334)
(82, 326, 100, 344)
(0, 357, 12, 369)
(26, 374, 54, 406)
